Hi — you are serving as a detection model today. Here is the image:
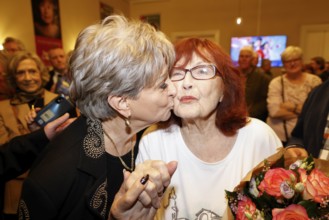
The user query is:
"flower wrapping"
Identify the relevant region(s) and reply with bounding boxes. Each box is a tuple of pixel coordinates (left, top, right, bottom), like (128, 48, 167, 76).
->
(225, 147, 329, 220)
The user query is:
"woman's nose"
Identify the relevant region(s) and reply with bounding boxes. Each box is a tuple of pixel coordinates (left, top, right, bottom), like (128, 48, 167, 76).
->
(182, 71, 193, 89)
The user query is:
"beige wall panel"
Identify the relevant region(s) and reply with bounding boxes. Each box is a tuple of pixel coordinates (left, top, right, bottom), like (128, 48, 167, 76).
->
(0, 0, 129, 53)
(130, 0, 329, 61)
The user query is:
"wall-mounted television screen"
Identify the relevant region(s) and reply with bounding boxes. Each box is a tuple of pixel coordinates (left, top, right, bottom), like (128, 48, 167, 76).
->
(230, 35, 287, 67)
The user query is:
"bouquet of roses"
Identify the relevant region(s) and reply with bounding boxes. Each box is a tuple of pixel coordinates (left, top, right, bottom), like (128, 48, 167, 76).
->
(225, 148, 329, 220)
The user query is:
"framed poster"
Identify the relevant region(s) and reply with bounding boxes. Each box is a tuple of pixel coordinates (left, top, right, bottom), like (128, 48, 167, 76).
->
(31, 0, 63, 66)
(140, 14, 160, 30)
(100, 2, 114, 20)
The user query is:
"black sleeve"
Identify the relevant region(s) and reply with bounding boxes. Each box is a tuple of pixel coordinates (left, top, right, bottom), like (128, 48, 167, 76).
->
(0, 129, 49, 181)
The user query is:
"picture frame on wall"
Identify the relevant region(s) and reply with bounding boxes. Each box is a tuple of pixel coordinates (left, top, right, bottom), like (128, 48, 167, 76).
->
(100, 2, 114, 20)
(140, 14, 160, 30)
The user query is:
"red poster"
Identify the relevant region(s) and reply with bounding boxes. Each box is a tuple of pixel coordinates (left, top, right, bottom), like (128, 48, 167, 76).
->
(31, 0, 63, 66)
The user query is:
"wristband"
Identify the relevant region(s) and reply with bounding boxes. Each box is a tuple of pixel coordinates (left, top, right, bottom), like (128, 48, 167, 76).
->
(285, 144, 304, 149)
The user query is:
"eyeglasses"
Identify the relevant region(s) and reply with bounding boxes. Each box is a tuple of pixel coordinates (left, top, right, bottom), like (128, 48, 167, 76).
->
(284, 58, 301, 65)
(170, 64, 219, 81)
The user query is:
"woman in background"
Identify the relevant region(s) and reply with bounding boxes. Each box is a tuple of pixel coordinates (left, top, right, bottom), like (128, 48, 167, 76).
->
(0, 51, 57, 219)
(267, 46, 321, 145)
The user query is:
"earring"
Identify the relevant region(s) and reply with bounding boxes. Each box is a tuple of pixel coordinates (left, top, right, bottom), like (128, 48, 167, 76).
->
(125, 117, 131, 127)
(219, 95, 224, 103)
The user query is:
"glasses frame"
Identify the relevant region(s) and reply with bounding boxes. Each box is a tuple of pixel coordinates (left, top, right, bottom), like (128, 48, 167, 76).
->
(170, 64, 220, 81)
(283, 58, 302, 65)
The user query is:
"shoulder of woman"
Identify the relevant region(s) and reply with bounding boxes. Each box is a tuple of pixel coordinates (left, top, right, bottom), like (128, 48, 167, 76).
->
(244, 118, 273, 132)
(142, 123, 177, 139)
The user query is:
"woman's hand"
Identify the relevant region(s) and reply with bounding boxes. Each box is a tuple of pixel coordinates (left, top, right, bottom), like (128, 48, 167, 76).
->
(109, 171, 157, 220)
(284, 146, 308, 166)
(109, 160, 178, 219)
(44, 113, 76, 140)
(25, 106, 41, 132)
(127, 160, 177, 208)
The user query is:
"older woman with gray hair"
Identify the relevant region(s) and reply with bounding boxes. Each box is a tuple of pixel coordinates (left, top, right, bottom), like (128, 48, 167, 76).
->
(19, 15, 177, 220)
(266, 46, 322, 145)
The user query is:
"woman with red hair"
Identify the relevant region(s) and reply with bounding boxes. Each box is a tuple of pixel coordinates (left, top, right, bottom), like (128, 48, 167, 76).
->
(136, 38, 295, 219)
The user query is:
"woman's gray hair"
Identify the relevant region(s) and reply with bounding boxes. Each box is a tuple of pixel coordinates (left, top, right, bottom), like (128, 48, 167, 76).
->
(69, 15, 175, 120)
(7, 51, 49, 89)
(281, 46, 303, 62)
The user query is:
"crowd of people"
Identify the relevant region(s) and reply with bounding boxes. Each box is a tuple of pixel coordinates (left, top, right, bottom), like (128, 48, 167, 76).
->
(0, 14, 328, 220)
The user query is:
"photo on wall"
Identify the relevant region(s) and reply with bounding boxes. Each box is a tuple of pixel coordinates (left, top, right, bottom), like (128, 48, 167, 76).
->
(140, 14, 160, 30)
(31, 0, 63, 67)
(100, 2, 114, 20)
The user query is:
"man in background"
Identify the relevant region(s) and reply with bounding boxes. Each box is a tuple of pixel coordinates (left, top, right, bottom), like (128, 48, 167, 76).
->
(261, 58, 273, 78)
(2, 37, 25, 56)
(310, 56, 329, 82)
(44, 47, 70, 96)
(238, 46, 271, 122)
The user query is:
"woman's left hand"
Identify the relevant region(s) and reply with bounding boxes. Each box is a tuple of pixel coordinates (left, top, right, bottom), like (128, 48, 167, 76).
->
(25, 106, 41, 132)
(284, 146, 308, 165)
(109, 160, 178, 219)
(109, 171, 157, 220)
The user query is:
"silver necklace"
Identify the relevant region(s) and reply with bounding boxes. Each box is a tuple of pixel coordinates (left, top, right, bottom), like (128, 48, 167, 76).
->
(103, 130, 135, 172)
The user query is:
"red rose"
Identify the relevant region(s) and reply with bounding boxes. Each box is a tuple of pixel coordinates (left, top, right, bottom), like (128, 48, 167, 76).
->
(272, 204, 309, 220)
(299, 168, 329, 203)
(236, 197, 259, 220)
(258, 168, 297, 197)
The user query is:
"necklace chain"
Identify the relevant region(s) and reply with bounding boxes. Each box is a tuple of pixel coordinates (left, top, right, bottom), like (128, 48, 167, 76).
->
(103, 130, 135, 172)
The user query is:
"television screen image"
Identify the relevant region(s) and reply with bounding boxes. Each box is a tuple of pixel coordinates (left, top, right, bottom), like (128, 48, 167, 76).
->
(230, 35, 287, 67)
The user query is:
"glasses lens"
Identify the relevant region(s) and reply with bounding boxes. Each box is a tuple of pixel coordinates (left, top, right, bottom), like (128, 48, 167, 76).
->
(170, 68, 186, 81)
(191, 65, 215, 80)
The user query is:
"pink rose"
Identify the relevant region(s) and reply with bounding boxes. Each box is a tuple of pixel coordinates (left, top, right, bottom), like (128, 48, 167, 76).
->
(299, 168, 329, 203)
(258, 168, 297, 198)
(236, 197, 258, 220)
(272, 204, 309, 220)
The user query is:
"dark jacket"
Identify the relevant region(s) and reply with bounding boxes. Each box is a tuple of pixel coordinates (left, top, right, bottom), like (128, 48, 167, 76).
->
(245, 67, 271, 122)
(19, 116, 138, 220)
(288, 79, 329, 157)
(0, 129, 48, 182)
(0, 129, 49, 218)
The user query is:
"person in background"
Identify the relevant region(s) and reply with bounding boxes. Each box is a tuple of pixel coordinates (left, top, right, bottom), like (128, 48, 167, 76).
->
(137, 38, 306, 219)
(238, 46, 271, 122)
(287, 79, 329, 159)
(261, 58, 273, 78)
(0, 51, 15, 101)
(252, 49, 260, 67)
(32, 0, 61, 38)
(267, 46, 322, 145)
(44, 47, 70, 96)
(302, 62, 314, 74)
(325, 61, 329, 71)
(2, 37, 25, 56)
(19, 15, 177, 220)
(310, 56, 329, 82)
(0, 51, 57, 219)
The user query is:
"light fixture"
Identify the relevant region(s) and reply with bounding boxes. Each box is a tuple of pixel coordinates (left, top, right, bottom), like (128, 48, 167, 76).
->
(236, 17, 242, 25)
